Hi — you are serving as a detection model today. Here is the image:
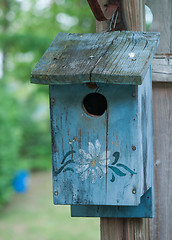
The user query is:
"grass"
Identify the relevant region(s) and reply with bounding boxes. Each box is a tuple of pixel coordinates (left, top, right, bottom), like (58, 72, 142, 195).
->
(0, 172, 100, 240)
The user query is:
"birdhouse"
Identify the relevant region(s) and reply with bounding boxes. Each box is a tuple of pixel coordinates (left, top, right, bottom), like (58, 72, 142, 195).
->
(31, 31, 159, 218)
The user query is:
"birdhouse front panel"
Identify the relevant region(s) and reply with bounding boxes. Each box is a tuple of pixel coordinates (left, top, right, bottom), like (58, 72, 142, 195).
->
(50, 83, 139, 206)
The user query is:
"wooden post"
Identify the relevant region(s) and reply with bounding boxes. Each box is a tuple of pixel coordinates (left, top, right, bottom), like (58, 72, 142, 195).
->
(96, 1, 150, 239)
(145, 1, 172, 239)
(121, 0, 145, 31)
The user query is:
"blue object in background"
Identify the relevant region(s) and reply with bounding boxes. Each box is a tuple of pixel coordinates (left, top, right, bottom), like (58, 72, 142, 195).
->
(12, 170, 30, 193)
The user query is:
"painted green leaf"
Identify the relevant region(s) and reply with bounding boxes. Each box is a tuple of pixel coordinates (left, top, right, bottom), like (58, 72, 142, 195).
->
(110, 173, 115, 182)
(116, 163, 137, 175)
(61, 150, 76, 164)
(54, 160, 75, 175)
(108, 166, 126, 176)
(63, 167, 74, 173)
(112, 152, 120, 165)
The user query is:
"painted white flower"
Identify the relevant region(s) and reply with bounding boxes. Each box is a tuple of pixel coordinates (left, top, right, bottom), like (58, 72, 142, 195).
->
(75, 140, 111, 183)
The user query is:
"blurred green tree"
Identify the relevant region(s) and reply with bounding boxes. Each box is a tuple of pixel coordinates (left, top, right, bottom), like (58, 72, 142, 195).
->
(0, 0, 95, 205)
(0, 82, 21, 206)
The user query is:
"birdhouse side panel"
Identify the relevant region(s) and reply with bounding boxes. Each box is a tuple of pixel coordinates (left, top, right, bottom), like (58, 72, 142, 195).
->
(138, 66, 154, 196)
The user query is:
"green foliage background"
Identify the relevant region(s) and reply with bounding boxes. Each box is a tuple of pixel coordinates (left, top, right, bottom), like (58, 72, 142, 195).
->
(0, 0, 95, 207)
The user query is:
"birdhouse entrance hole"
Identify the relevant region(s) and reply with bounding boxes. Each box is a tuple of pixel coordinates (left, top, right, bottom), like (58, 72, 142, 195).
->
(82, 92, 107, 117)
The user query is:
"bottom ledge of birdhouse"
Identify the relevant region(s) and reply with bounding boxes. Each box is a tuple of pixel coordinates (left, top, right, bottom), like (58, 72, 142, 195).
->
(70, 187, 154, 218)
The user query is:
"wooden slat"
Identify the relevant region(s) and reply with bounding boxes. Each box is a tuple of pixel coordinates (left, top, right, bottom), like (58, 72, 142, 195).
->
(121, 0, 145, 31)
(152, 55, 172, 82)
(91, 32, 159, 84)
(145, 0, 172, 54)
(146, 1, 172, 239)
(71, 187, 154, 218)
(31, 32, 118, 84)
(101, 218, 150, 240)
(31, 31, 159, 85)
(151, 83, 172, 240)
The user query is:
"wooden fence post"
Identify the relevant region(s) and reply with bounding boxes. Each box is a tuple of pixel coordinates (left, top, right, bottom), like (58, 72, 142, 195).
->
(95, 1, 151, 239)
(145, 1, 172, 239)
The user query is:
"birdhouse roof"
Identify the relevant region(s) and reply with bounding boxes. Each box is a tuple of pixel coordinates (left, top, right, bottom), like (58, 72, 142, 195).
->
(31, 31, 159, 85)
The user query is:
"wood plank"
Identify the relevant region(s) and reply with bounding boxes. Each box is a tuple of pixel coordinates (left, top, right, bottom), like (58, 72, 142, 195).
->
(121, 0, 145, 31)
(71, 187, 154, 218)
(31, 32, 119, 85)
(152, 54, 172, 82)
(145, 1, 172, 239)
(31, 31, 159, 85)
(145, 0, 172, 53)
(50, 83, 140, 206)
(91, 32, 159, 84)
(150, 82, 172, 240)
(101, 218, 150, 240)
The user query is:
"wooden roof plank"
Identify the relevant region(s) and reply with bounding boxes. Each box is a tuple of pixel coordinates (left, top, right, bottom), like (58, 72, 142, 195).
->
(31, 31, 160, 85)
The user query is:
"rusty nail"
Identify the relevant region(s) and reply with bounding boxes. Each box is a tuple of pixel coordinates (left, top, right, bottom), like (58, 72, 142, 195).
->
(54, 191, 58, 196)
(132, 188, 136, 194)
(132, 145, 136, 151)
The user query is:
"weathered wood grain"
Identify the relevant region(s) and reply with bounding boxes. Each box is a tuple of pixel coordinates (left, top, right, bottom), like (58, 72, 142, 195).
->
(151, 54, 172, 82)
(145, 1, 172, 239)
(145, 0, 172, 54)
(31, 31, 159, 85)
(50, 83, 140, 206)
(91, 32, 159, 84)
(150, 83, 172, 240)
(71, 187, 154, 218)
(121, 0, 145, 31)
(101, 218, 150, 240)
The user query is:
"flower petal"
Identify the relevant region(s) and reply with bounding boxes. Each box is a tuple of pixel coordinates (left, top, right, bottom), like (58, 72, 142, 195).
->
(88, 142, 95, 158)
(75, 164, 89, 173)
(96, 167, 103, 179)
(99, 159, 111, 166)
(75, 156, 90, 165)
(79, 149, 92, 160)
(80, 168, 91, 181)
(91, 169, 97, 183)
(95, 139, 101, 156)
(99, 165, 107, 174)
(99, 151, 111, 160)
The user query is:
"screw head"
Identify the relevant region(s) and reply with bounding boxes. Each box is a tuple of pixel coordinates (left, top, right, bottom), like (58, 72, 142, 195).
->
(54, 191, 58, 196)
(132, 189, 136, 194)
(129, 52, 135, 58)
(132, 145, 136, 151)
(89, 55, 94, 60)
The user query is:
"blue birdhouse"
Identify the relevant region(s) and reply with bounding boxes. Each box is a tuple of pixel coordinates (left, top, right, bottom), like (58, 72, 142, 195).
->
(31, 31, 159, 218)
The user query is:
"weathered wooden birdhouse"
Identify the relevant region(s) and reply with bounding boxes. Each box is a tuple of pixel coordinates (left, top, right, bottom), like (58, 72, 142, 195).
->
(31, 31, 159, 218)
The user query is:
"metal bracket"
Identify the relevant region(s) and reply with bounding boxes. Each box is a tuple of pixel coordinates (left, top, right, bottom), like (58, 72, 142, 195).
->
(87, 0, 120, 21)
